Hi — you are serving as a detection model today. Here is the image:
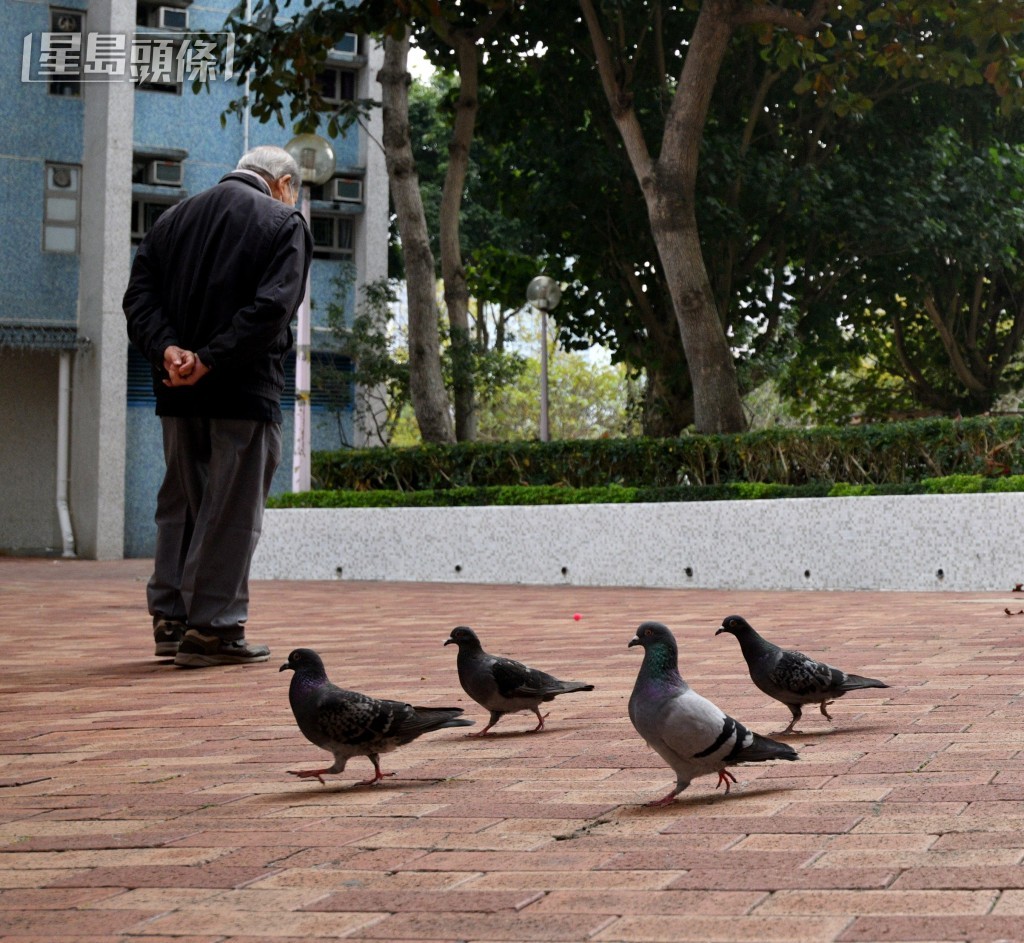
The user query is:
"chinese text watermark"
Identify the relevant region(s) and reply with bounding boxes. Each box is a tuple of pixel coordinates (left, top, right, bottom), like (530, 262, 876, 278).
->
(22, 32, 235, 84)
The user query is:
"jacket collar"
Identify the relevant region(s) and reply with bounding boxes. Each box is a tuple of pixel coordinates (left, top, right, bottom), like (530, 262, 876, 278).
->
(219, 169, 273, 196)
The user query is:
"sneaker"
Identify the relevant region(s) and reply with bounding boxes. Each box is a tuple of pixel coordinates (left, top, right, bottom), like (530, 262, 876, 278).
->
(173, 629, 270, 668)
(153, 617, 187, 657)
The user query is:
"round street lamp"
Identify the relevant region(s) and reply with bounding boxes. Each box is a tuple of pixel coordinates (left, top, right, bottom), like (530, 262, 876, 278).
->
(284, 134, 335, 492)
(526, 276, 562, 442)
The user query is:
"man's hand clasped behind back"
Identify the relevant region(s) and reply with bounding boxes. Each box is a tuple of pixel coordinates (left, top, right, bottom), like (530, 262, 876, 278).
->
(162, 345, 209, 387)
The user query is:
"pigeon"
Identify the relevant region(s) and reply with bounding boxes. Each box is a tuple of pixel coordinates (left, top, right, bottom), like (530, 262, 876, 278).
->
(716, 614, 890, 734)
(443, 626, 594, 735)
(628, 621, 798, 805)
(280, 648, 474, 785)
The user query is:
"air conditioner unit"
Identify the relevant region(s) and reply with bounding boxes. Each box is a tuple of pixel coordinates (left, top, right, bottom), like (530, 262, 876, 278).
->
(329, 177, 362, 203)
(328, 32, 359, 59)
(146, 160, 183, 186)
(154, 6, 189, 29)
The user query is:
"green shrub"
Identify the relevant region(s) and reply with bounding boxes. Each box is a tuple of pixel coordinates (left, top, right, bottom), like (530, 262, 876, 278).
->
(266, 473, 1024, 510)
(312, 416, 1024, 493)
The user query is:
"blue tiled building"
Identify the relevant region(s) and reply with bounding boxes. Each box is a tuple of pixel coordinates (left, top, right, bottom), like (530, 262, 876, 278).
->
(0, 0, 388, 558)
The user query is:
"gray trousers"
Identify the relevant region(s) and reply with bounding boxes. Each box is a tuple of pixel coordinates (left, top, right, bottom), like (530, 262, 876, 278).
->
(147, 416, 281, 640)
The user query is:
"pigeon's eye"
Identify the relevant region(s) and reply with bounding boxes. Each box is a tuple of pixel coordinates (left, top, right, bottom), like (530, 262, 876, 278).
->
(644, 628, 652, 637)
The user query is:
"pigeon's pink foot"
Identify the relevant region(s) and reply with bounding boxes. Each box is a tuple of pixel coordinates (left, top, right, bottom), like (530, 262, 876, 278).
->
(468, 724, 495, 737)
(355, 770, 396, 787)
(288, 768, 330, 785)
(531, 711, 551, 732)
(645, 790, 679, 807)
(716, 769, 738, 794)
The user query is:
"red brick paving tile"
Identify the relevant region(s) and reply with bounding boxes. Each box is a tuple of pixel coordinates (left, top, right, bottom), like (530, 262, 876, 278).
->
(596, 850, 817, 871)
(0, 888, 124, 909)
(591, 914, 851, 942)
(668, 869, 897, 890)
(658, 815, 864, 834)
(838, 915, 1024, 941)
(891, 867, 1024, 890)
(46, 865, 277, 888)
(301, 889, 542, 912)
(0, 909, 157, 935)
(136, 908, 385, 937)
(355, 911, 616, 940)
(931, 831, 1024, 850)
(754, 889, 997, 915)
(525, 889, 767, 915)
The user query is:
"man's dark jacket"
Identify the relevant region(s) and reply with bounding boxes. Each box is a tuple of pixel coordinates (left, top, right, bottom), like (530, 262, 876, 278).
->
(123, 171, 312, 421)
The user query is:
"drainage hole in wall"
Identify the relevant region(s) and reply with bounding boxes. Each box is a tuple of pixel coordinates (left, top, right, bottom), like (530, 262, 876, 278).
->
(335, 566, 343, 577)
(560, 566, 569, 576)
(936, 568, 944, 580)
(684, 566, 693, 578)
(803, 569, 811, 579)
(454, 564, 463, 574)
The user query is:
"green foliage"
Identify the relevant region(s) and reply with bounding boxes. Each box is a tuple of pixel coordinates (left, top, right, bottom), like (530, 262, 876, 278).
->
(310, 415, 1024, 492)
(268, 472, 1024, 509)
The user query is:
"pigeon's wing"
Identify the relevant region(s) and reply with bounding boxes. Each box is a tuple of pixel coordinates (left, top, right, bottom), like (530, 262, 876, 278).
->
(636, 685, 743, 767)
(309, 685, 406, 748)
(490, 656, 556, 699)
(768, 649, 840, 697)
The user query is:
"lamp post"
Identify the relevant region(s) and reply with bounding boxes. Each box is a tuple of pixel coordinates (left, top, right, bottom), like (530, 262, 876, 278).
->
(526, 275, 562, 443)
(284, 133, 335, 491)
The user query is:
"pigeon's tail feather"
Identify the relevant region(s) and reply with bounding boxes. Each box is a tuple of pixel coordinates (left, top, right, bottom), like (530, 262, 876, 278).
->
(838, 673, 889, 692)
(559, 682, 595, 694)
(536, 680, 595, 702)
(408, 707, 475, 733)
(733, 731, 799, 765)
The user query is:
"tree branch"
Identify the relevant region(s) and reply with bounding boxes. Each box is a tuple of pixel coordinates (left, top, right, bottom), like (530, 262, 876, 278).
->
(922, 295, 989, 394)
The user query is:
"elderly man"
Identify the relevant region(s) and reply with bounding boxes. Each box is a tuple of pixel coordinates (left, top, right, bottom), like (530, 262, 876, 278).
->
(124, 145, 313, 667)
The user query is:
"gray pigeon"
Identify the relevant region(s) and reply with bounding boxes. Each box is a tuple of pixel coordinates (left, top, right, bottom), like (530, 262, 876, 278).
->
(444, 626, 594, 735)
(716, 615, 890, 733)
(280, 648, 474, 785)
(628, 621, 798, 805)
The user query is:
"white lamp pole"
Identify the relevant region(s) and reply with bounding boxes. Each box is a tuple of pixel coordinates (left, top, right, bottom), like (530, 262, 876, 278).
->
(526, 276, 562, 443)
(284, 133, 335, 492)
(293, 186, 313, 491)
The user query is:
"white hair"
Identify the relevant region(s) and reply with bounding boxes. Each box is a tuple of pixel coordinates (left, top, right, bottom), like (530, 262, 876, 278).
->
(236, 146, 300, 196)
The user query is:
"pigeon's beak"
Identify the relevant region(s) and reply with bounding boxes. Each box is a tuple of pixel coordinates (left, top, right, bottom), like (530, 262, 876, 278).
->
(279, 662, 293, 672)
(714, 627, 726, 636)
(627, 636, 640, 648)
(443, 638, 454, 647)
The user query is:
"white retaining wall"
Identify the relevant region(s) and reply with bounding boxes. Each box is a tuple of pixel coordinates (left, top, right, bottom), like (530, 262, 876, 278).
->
(250, 493, 1024, 591)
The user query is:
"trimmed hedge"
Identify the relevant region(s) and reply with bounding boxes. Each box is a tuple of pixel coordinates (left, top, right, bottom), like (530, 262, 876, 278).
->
(268, 474, 1024, 510)
(312, 416, 1024, 492)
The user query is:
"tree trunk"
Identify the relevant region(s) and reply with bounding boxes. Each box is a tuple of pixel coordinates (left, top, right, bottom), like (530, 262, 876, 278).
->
(643, 351, 694, 437)
(579, 0, 824, 433)
(378, 31, 454, 444)
(441, 34, 480, 442)
(578, 0, 746, 432)
(649, 187, 747, 432)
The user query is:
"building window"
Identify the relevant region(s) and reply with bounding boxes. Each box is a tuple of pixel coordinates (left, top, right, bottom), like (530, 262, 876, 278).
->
(309, 176, 363, 205)
(131, 200, 176, 243)
(310, 215, 354, 260)
(317, 66, 355, 105)
(131, 153, 185, 243)
(43, 163, 81, 253)
(48, 8, 84, 97)
(135, 2, 191, 30)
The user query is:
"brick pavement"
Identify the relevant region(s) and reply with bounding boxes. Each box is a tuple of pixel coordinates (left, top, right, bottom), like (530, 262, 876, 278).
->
(1, 557, 1023, 942)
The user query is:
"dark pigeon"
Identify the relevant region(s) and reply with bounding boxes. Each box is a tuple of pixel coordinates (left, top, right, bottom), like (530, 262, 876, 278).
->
(280, 648, 473, 785)
(716, 614, 890, 734)
(444, 626, 594, 735)
(628, 621, 798, 805)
